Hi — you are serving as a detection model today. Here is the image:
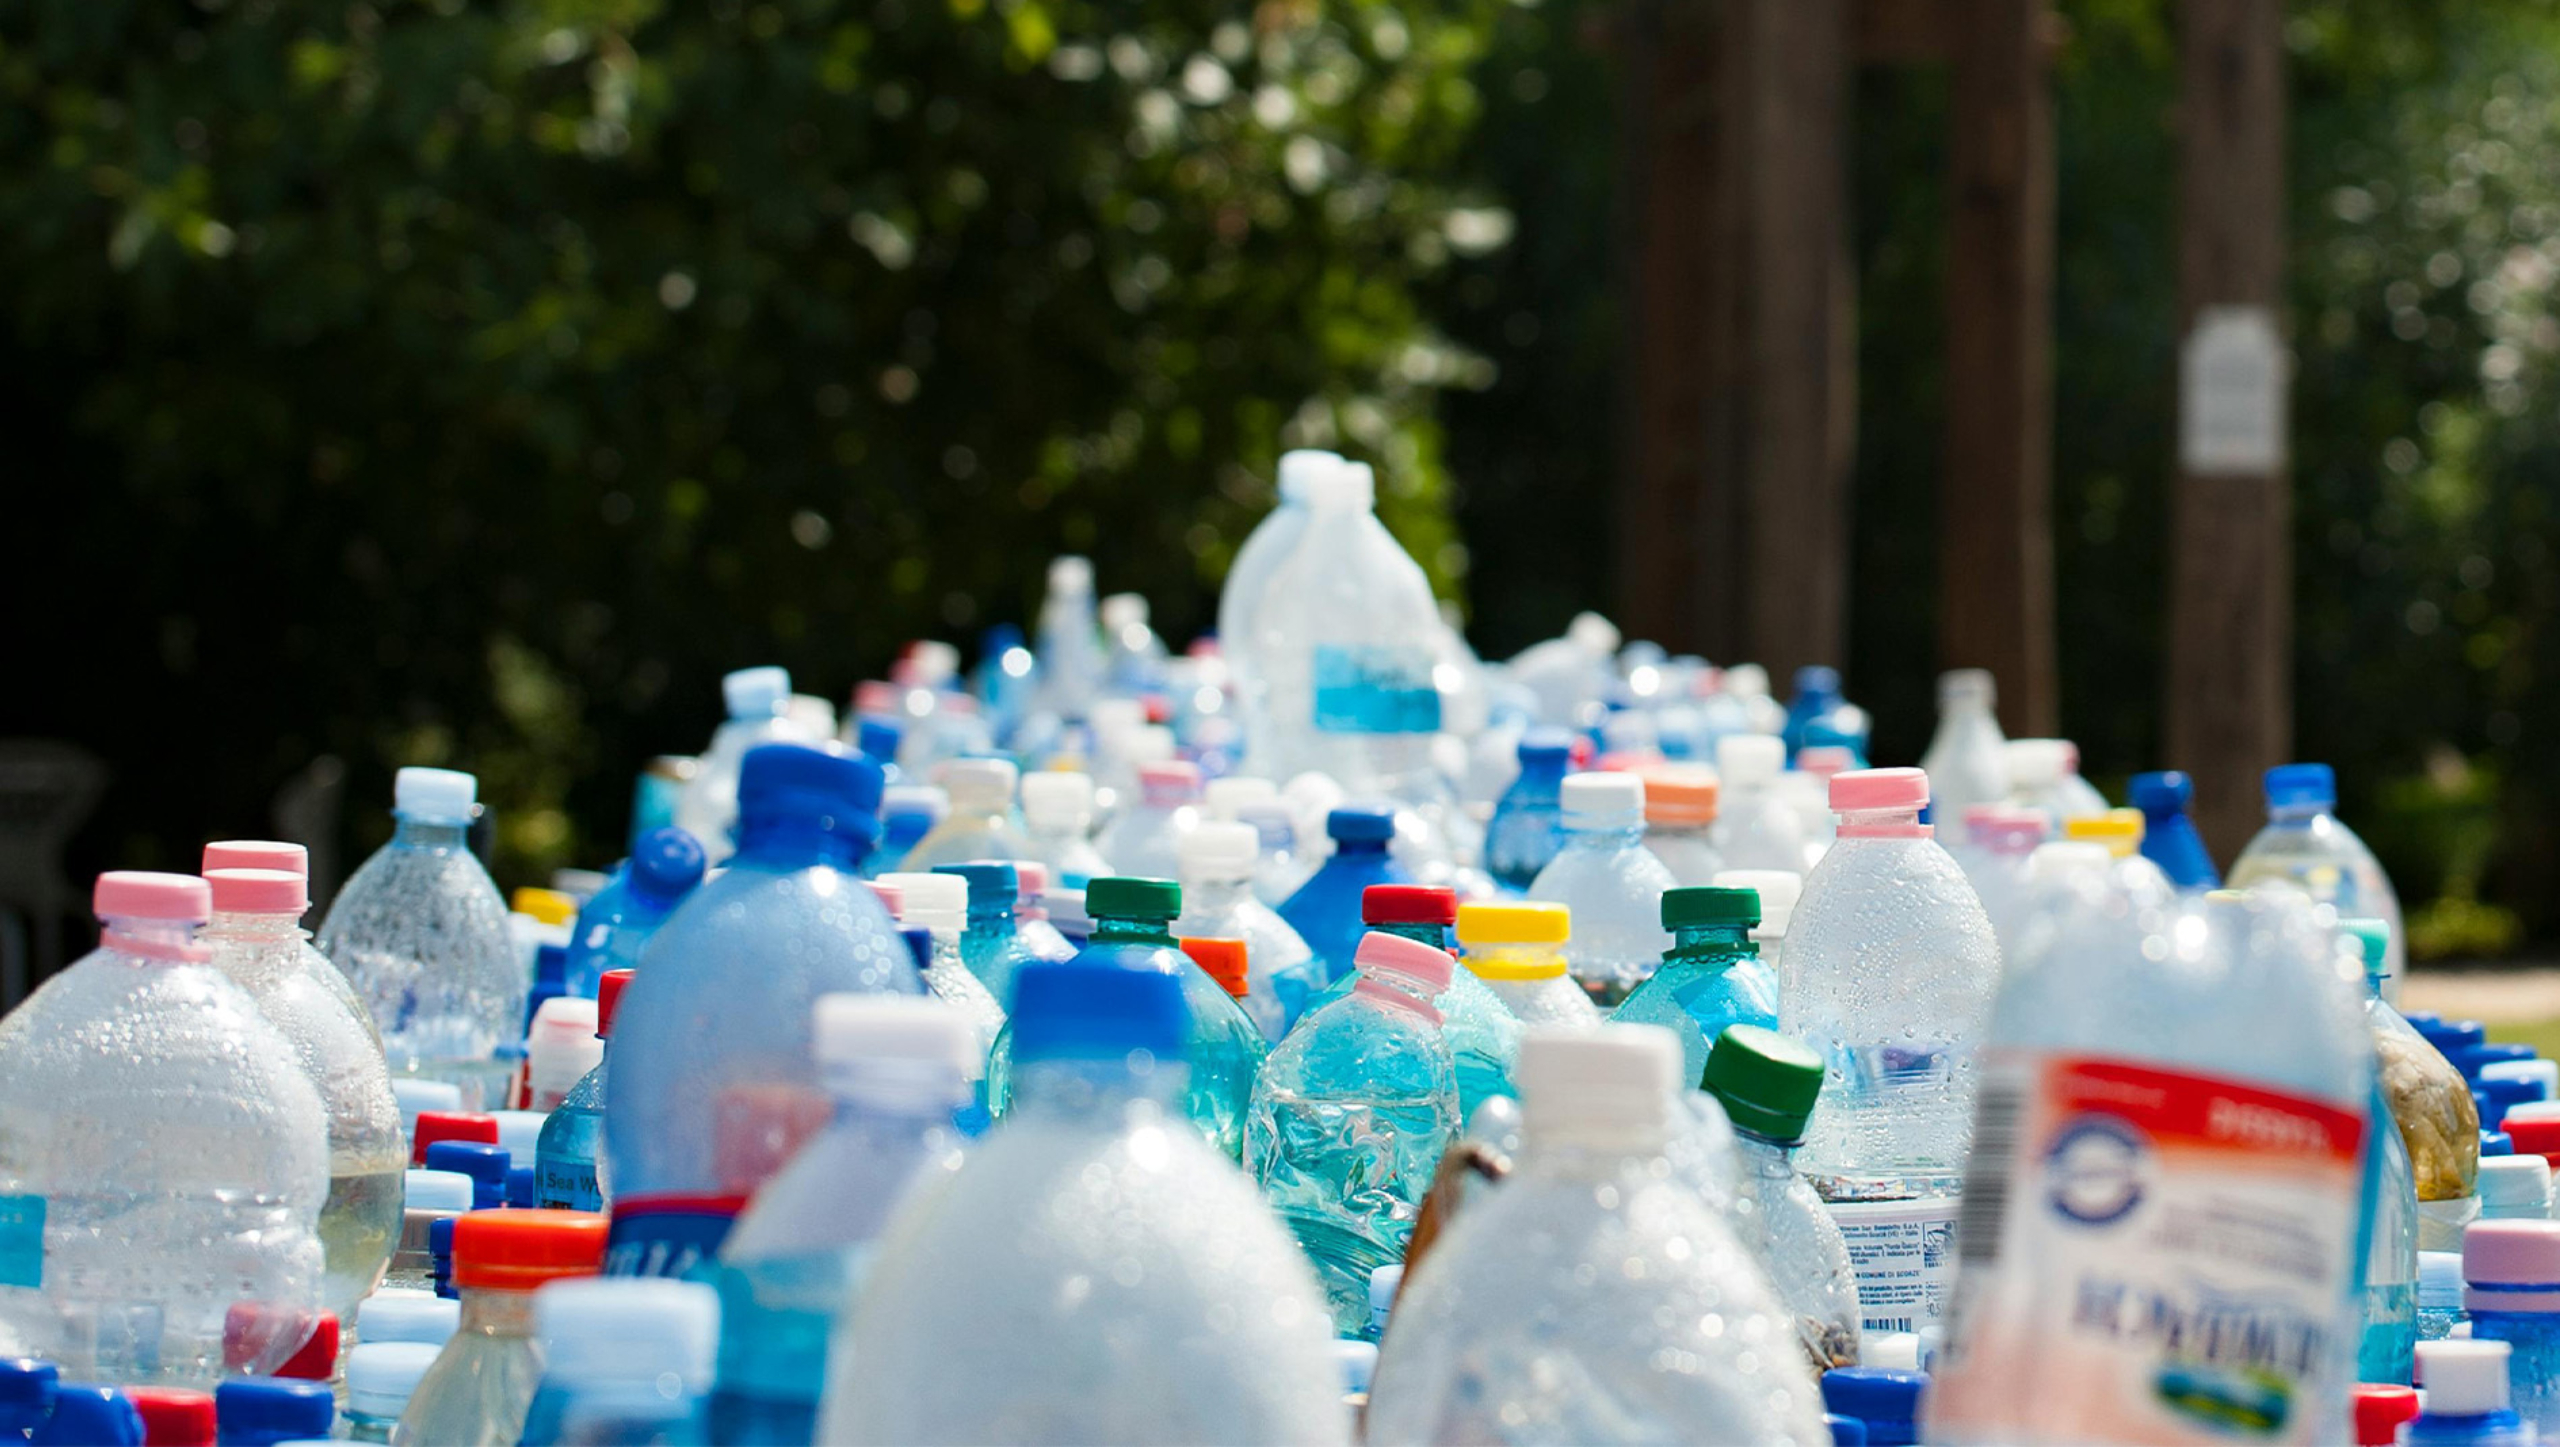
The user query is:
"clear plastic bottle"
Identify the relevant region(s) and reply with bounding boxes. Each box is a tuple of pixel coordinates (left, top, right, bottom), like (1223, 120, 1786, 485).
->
(1526, 772, 1677, 1005)
(1172, 821, 1322, 1041)
(518, 1279, 717, 1447)
(1298, 889, 1521, 1115)
(1505, 612, 1622, 730)
(1277, 805, 1412, 983)
(1456, 901, 1600, 1030)
(874, 879, 1003, 1081)
(913, 862, 1034, 1005)
(200, 867, 406, 1322)
(1365, 1024, 1833, 1444)
(1029, 556, 1106, 729)
(2129, 770, 2221, 890)
(1485, 728, 1572, 891)
(2365, 1069, 2422, 1385)
(2004, 737, 2110, 826)
(318, 768, 522, 1110)
(1715, 867, 1803, 978)
(605, 744, 922, 1276)
(1093, 761, 1201, 881)
(1220, 450, 1339, 771)
(1003, 862, 1079, 966)
(821, 966, 1345, 1446)
(1942, 804, 2049, 948)
(2420, 1250, 2468, 1341)
(2231, 762, 2409, 1003)
(1713, 734, 1809, 877)
(1231, 800, 1313, 908)
(673, 666, 808, 858)
(2405, 1340, 2535, 1447)
(557, 829, 704, 1000)
(345, 1342, 440, 1442)
(2463, 1223, 2560, 1440)
(1638, 764, 1724, 886)
(2344, 918, 2480, 1254)
(1783, 665, 1869, 764)
(200, 839, 376, 1039)
(1699, 1025, 1863, 1372)
(392, 1210, 606, 1447)
(1017, 772, 1111, 886)
(1612, 884, 1781, 1085)
(1917, 669, 2008, 843)
(522, 997, 600, 1115)
(0, 872, 329, 1383)
(531, 971, 627, 1213)
(898, 759, 1033, 871)
(2063, 809, 2176, 894)
(1245, 930, 1460, 1332)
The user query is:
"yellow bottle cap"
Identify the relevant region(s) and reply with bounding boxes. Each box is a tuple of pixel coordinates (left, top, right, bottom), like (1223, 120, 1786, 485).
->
(511, 887, 578, 926)
(1456, 901, 1570, 947)
(2062, 808, 2145, 859)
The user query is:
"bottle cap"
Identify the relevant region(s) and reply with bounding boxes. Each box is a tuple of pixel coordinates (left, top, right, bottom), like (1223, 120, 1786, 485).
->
(2481, 1075, 2545, 1129)
(2485, 1129, 2516, 1156)
(2350, 1384, 2419, 1446)
(1515, 1024, 1679, 1142)
(1276, 448, 1340, 502)
(1333, 1339, 1378, 1397)
(1938, 669, 1994, 706)
(1364, 885, 1458, 928)
(424, 1142, 510, 1209)
(1567, 612, 1621, 655)
(344, 1341, 442, 1420)
(2025, 841, 2112, 883)
(1825, 1413, 1867, 1446)
(1204, 777, 1276, 819)
(1662, 886, 1758, 932)
(881, 784, 949, 829)
(597, 968, 634, 1039)
(0, 1359, 54, 1420)
(527, 997, 603, 1095)
(814, 993, 984, 1083)
(1009, 963, 1189, 1063)
(1792, 664, 1841, 698)
(626, 827, 708, 905)
(201, 840, 307, 877)
(867, 880, 904, 920)
(1354, 929, 1455, 995)
(1713, 869, 1801, 935)
(1559, 771, 1644, 829)
(204, 868, 308, 917)
(511, 888, 576, 927)
(1325, 805, 1396, 844)
(2466, 1218, 2560, 1314)
(2128, 771, 2194, 814)
(34, 1386, 142, 1447)
(1125, 725, 1177, 767)
(1830, 766, 1928, 815)
(1019, 771, 1095, 827)
(2457, 1043, 2538, 1082)
(1307, 457, 1376, 509)
(2003, 740, 2070, 787)
(1638, 765, 1718, 825)
(939, 757, 1018, 811)
(1178, 821, 1260, 878)
(879, 872, 967, 933)
(929, 862, 1019, 916)
(351, 1291, 458, 1348)
(2415, 1340, 2512, 1416)
(1084, 876, 1180, 922)
(1048, 556, 1093, 594)
(1702, 1025, 1823, 1143)
(2483, 1154, 2554, 1213)
(1517, 728, 1575, 768)
(2062, 809, 2145, 857)
(403, 1165, 472, 1215)
(1455, 901, 1568, 948)
(393, 767, 478, 824)
(1178, 937, 1250, 998)
(737, 743, 884, 846)
(126, 1388, 213, 1446)
(92, 871, 209, 923)
(1820, 1367, 1928, 1434)
(273, 1313, 339, 1381)
(213, 1379, 331, 1443)
(532, 1278, 720, 1392)
(451, 1209, 608, 1292)
(2264, 762, 2337, 811)
(1960, 806, 2048, 854)
(2484, 1058, 2560, 1100)
(1715, 733, 1784, 786)
(409, 1111, 498, 1166)
(1012, 861, 1050, 901)
(1137, 761, 1202, 805)
(855, 717, 901, 765)
(722, 666, 792, 719)
(2338, 918, 2390, 979)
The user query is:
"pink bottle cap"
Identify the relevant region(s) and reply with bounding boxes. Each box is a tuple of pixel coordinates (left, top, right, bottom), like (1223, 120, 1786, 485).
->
(1831, 767, 1931, 840)
(1139, 761, 1202, 803)
(202, 840, 309, 877)
(93, 871, 211, 922)
(1013, 860, 1049, 895)
(1962, 804, 2049, 853)
(205, 868, 310, 916)
(2466, 1219, 2560, 1311)
(867, 880, 904, 920)
(1352, 929, 1453, 1025)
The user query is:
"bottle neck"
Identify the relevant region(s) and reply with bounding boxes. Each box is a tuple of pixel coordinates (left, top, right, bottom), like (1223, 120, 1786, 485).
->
(458, 1286, 539, 1336)
(1329, 838, 1391, 860)
(1352, 967, 1444, 1025)
(204, 911, 304, 983)
(731, 814, 868, 870)
(99, 914, 208, 964)
(1366, 920, 1448, 950)
(393, 816, 471, 850)
(1181, 874, 1252, 913)
(1835, 807, 1928, 841)
(1091, 915, 1177, 948)
(2268, 801, 2331, 824)
(1733, 1126, 1800, 1176)
(831, 1074, 972, 1125)
(1520, 1135, 1667, 1180)
(1665, 924, 1757, 966)
(1563, 819, 1645, 849)
(963, 903, 1017, 936)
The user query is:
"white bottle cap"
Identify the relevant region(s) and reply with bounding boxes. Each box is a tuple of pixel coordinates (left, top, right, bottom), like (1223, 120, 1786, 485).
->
(722, 666, 792, 719)
(1021, 771, 1096, 828)
(2482, 1154, 2554, 1214)
(526, 998, 604, 1097)
(1713, 869, 1801, 937)
(1333, 1340, 1378, 1396)
(788, 694, 838, 739)
(1559, 771, 1644, 829)
(2484, 1058, 2560, 1099)
(2006, 738, 2070, 787)
(1126, 725, 1177, 766)
(345, 1341, 443, 1419)
(1715, 734, 1784, 786)
(489, 1110, 547, 1165)
(1307, 459, 1375, 509)
(392, 1078, 463, 1134)
(1368, 1262, 1404, 1328)
(2416, 1339, 2512, 1415)
(1863, 1332, 1924, 1371)
(1515, 1024, 1680, 1145)
(2504, 1100, 2560, 1129)
(2026, 841, 2113, 883)
(1566, 612, 1621, 656)
(1204, 776, 1278, 819)
(353, 1291, 459, 1348)
(1179, 820, 1260, 879)
(814, 993, 983, 1096)
(1722, 663, 1770, 699)
(1089, 698, 1146, 741)
(1101, 593, 1148, 633)
(402, 1168, 473, 1214)
(1276, 449, 1341, 503)
(393, 768, 477, 824)
(1939, 669, 1996, 706)
(1048, 556, 1094, 595)
(939, 757, 1018, 811)
(908, 641, 960, 687)
(533, 1278, 721, 1392)
(877, 872, 967, 934)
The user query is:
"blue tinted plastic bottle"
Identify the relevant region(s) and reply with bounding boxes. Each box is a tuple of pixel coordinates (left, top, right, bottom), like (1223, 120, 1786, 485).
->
(1784, 667, 1870, 765)
(2229, 762, 2406, 1000)
(519, 1279, 717, 1447)
(1055, 878, 1265, 1158)
(1611, 886, 1781, 1085)
(605, 743, 922, 1277)
(1485, 730, 1572, 892)
(532, 969, 627, 1212)
(2127, 771, 2220, 890)
(931, 861, 1042, 1004)
(561, 829, 705, 999)
(1278, 805, 1412, 983)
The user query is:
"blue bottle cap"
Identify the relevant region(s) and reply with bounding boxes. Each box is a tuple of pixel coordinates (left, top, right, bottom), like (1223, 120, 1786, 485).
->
(933, 861, 1020, 909)
(215, 1378, 333, 1443)
(1516, 728, 1574, 766)
(856, 717, 902, 766)
(1826, 1414, 1868, 1447)
(2263, 762, 2336, 810)
(2422, 1018, 2489, 1055)
(1326, 805, 1396, 844)
(902, 927, 934, 975)
(505, 1165, 536, 1209)
(736, 742, 884, 845)
(32, 1385, 142, 1447)
(533, 943, 567, 988)
(1793, 665, 1841, 697)
(2485, 1130, 2516, 1156)
(1821, 1367, 1927, 1444)
(2128, 770, 2192, 813)
(1009, 963, 1188, 1064)
(429, 1215, 459, 1298)
(0, 1358, 55, 1420)
(2403, 1009, 2446, 1033)
(423, 1142, 510, 1209)
(2454, 1043, 2538, 1082)
(2482, 1075, 2545, 1120)
(626, 827, 707, 905)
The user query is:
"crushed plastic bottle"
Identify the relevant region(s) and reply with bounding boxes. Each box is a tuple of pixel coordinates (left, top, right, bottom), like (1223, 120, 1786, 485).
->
(1918, 669, 2008, 842)
(1302, 888, 1520, 1116)
(558, 828, 704, 999)
(393, 1210, 607, 1446)
(2230, 762, 2408, 1003)
(673, 666, 807, 857)
(1700, 1025, 1863, 1372)
(1714, 734, 1810, 876)
(1612, 885, 1781, 1085)
(1526, 772, 1677, 1005)
(1172, 821, 1321, 1041)
(1484, 728, 1572, 892)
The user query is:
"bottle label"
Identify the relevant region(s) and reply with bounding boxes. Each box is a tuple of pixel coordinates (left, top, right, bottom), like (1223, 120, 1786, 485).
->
(1311, 645, 1442, 735)
(534, 1158, 601, 1214)
(0, 1195, 41, 1288)
(606, 1193, 748, 1279)
(1824, 1195, 1959, 1335)
(1929, 1052, 2366, 1444)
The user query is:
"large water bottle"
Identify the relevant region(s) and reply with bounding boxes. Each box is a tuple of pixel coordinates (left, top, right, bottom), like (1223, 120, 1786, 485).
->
(1526, 772, 1677, 1004)
(1926, 883, 2374, 1442)
(2128, 770, 2220, 890)
(0, 873, 329, 1382)
(1713, 734, 1809, 876)
(1943, 805, 2049, 947)
(1611, 884, 1781, 1085)
(1094, 761, 1201, 880)
(518, 1279, 718, 1447)
(672, 666, 806, 857)
(317, 768, 520, 1110)
(394, 1210, 607, 1445)
(558, 828, 704, 999)
(820, 965, 1346, 1445)
(1505, 612, 1622, 729)
(531, 969, 628, 1213)
(200, 840, 374, 1036)
(2230, 762, 2408, 1002)
(1172, 822, 1322, 1041)
(1245, 930, 1461, 1331)
(1366, 1024, 1832, 1442)
(1484, 728, 1572, 891)
(898, 759, 1032, 870)
(1220, 451, 1339, 761)
(606, 743, 921, 1276)
(1017, 772, 1111, 885)
(1700, 1025, 1864, 1373)
(710, 997, 973, 1444)
(200, 867, 405, 1321)
(1098, 593, 1169, 697)
(1278, 804, 1411, 982)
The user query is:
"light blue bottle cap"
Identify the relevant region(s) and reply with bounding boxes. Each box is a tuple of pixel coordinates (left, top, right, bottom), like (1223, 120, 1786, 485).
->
(533, 1278, 720, 1392)
(344, 1342, 440, 1419)
(489, 1111, 547, 1165)
(1333, 1340, 1377, 1396)
(393, 768, 477, 824)
(1368, 1262, 1403, 1334)
(403, 1168, 473, 1214)
(352, 1291, 458, 1348)
(2263, 762, 2336, 810)
(1009, 963, 1187, 1063)
(392, 1079, 462, 1133)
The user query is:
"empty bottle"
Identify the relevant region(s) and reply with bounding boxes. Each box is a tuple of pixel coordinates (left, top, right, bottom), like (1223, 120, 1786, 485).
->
(0, 872, 328, 1382)
(898, 759, 1032, 871)
(1094, 761, 1202, 881)
(1612, 885, 1781, 1085)
(1366, 1024, 1832, 1443)
(860, 785, 943, 880)
(1639, 764, 1724, 886)
(1246, 930, 1461, 1331)
(200, 840, 374, 1038)
(519, 1279, 717, 1447)
(1716, 867, 1804, 977)
(2128, 770, 2220, 890)
(1485, 729, 1573, 891)
(1233, 800, 1314, 907)
(1783, 666, 1870, 765)
(1526, 772, 1676, 1004)
(199, 867, 406, 1321)
(393, 1210, 607, 1446)
(1942, 806, 2048, 948)
(2062, 809, 2176, 894)
(919, 862, 1036, 1005)
(1030, 555, 1106, 728)
(1172, 821, 1322, 1040)
(532, 969, 627, 1213)
(385, 1170, 470, 1294)
(214, 1378, 331, 1447)
(2231, 762, 2408, 1002)
(606, 743, 922, 1276)
(318, 768, 522, 1110)
(1700, 1026, 1862, 1372)
(673, 666, 807, 857)
(1002, 862, 1079, 966)
(2365, 1060, 2422, 1386)
(345, 1343, 439, 1442)
(876, 877, 1004, 1077)
(2464, 1222, 2560, 1440)
(821, 965, 1345, 1446)
(2405, 1340, 2534, 1446)
(1714, 734, 1810, 876)
(2004, 738, 2109, 825)
(1017, 772, 1111, 886)
(1456, 901, 1599, 1030)
(1917, 670, 2008, 844)
(559, 829, 704, 999)
(1221, 449, 1339, 760)
(1278, 805, 1411, 982)
(522, 997, 600, 1115)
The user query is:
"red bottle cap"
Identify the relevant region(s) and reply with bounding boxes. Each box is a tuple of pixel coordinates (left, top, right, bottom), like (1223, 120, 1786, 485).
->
(274, 1312, 338, 1380)
(598, 969, 635, 1039)
(1361, 885, 1456, 928)
(126, 1387, 215, 1447)
(2351, 1384, 2419, 1446)
(2504, 1114, 2560, 1167)
(410, 1110, 499, 1166)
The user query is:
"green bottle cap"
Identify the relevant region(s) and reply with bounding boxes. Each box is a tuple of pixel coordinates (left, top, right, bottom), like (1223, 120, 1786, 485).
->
(1662, 886, 1759, 931)
(2341, 917, 2390, 977)
(1701, 1024, 1823, 1143)
(1084, 876, 1181, 921)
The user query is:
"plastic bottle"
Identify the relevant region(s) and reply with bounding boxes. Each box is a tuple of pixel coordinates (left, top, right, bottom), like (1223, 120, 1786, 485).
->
(1485, 729, 1572, 891)
(213, 1379, 330, 1447)
(1030, 556, 1106, 728)
(911, 862, 1029, 1006)
(1172, 822, 1322, 1040)
(1365, 1024, 1833, 1443)
(199, 867, 406, 1321)
(1716, 866, 1803, 977)
(199, 839, 375, 1038)
(1298, 888, 1522, 1116)
(1701, 1026, 1863, 1372)
(2128, 770, 2221, 890)
(2423, 1250, 2471, 1340)
(673, 666, 806, 856)
(518, 1279, 717, 1447)
(2231, 762, 2409, 1002)
(875, 877, 1004, 1076)
(1612, 885, 1782, 1085)
(2004, 738, 2110, 825)
(30, 1385, 143, 1447)
(1245, 930, 1461, 1331)
(384, 1169, 469, 1294)
(1277, 804, 1411, 982)
(530, 970, 627, 1213)
(898, 759, 1032, 870)
(1714, 734, 1810, 876)
(2466, 1220, 2560, 1438)
(344, 1343, 439, 1443)
(522, 998, 601, 1115)
(1925, 883, 2375, 1442)
(1094, 761, 1201, 880)
(0, 872, 328, 1383)
(820, 965, 1346, 1446)
(318, 768, 522, 1110)
(1017, 772, 1110, 886)
(1455, 901, 1600, 1030)
(2062, 809, 2175, 893)
(1638, 764, 1724, 886)
(1526, 772, 1677, 1005)
(1943, 805, 2048, 947)
(605, 744, 922, 1276)
(861, 785, 943, 879)
(2407, 1340, 2535, 1445)
(1918, 669, 2008, 842)
(558, 829, 704, 999)
(1228, 800, 1309, 908)
(2365, 1064, 2423, 1385)
(1220, 450, 1338, 754)
(2342, 918, 2481, 1258)
(393, 1210, 607, 1446)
